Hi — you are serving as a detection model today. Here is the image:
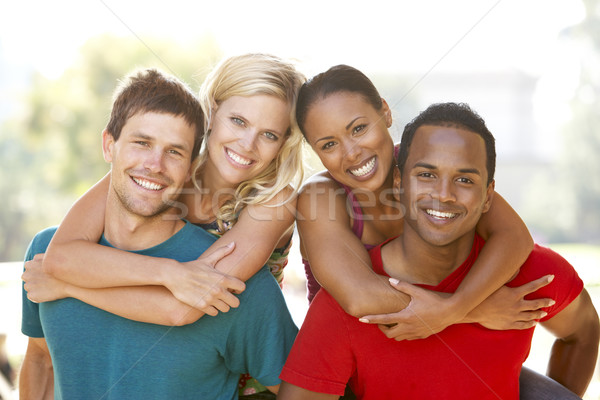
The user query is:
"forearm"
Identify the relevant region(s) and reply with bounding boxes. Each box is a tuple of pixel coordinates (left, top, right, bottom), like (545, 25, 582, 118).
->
(20, 340, 54, 400)
(547, 336, 598, 396)
(543, 289, 600, 396)
(331, 271, 409, 317)
(66, 284, 201, 326)
(213, 196, 297, 282)
(19, 362, 54, 400)
(45, 241, 178, 288)
(451, 193, 533, 318)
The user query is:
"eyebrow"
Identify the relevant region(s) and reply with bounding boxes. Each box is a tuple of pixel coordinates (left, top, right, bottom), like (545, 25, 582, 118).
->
(345, 116, 363, 130)
(314, 135, 335, 145)
(313, 116, 365, 145)
(412, 162, 481, 175)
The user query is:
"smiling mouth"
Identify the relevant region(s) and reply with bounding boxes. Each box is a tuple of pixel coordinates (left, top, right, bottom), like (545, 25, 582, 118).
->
(426, 209, 458, 220)
(226, 148, 253, 166)
(349, 157, 376, 177)
(132, 177, 165, 191)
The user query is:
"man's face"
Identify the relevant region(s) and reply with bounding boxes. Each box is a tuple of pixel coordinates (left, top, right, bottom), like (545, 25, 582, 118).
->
(396, 124, 494, 248)
(103, 111, 195, 218)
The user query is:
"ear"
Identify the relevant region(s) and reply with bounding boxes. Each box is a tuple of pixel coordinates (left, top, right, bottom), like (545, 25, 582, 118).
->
(381, 98, 392, 128)
(482, 180, 495, 213)
(393, 165, 402, 201)
(102, 129, 115, 163)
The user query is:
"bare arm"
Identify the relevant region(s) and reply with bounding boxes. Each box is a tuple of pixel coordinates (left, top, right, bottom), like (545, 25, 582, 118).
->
(302, 174, 534, 339)
(541, 289, 600, 396)
(42, 173, 180, 288)
(449, 192, 534, 320)
(46, 176, 295, 286)
(277, 382, 338, 400)
(24, 245, 239, 323)
(206, 185, 297, 281)
(297, 177, 409, 317)
(40, 174, 294, 322)
(19, 337, 53, 400)
(64, 285, 201, 326)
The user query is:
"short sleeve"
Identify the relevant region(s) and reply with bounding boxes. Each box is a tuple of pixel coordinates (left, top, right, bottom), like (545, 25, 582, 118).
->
(21, 227, 57, 338)
(279, 290, 355, 396)
(511, 244, 584, 322)
(224, 267, 299, 387)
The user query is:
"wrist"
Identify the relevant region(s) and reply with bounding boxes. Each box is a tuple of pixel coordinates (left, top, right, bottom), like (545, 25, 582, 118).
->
(445, 293, 472, 322)
(154, 258, 180, 288)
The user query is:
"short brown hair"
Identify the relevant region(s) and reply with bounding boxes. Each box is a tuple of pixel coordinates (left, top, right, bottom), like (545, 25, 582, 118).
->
(106, 68, 204, 160)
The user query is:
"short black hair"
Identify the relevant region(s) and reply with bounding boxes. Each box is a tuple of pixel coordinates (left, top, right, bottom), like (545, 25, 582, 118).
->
(398, 102, 496, 185)
(295, 65, 383, 137)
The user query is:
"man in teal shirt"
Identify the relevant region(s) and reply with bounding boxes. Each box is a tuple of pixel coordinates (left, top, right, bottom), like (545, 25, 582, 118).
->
(20, 68, 297, 399)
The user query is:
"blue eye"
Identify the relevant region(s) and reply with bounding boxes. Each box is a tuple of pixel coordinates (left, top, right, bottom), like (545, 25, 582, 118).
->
(231, 117, 245, 126)
(264, 131, 278, 141)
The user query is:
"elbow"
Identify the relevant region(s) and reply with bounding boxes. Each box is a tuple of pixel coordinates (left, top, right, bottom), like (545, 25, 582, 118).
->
(337, 292, 369, 318)
(42, 251, 65, 277)
(167, 307, 202, 326)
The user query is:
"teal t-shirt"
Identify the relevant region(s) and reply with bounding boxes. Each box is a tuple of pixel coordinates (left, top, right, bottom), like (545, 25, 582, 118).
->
(21, 222, 298, 399)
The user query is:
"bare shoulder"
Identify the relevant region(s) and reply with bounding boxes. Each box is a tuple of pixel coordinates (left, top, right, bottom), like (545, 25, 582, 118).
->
(300, 170, 337, 191)
(297, 172, 351, 225)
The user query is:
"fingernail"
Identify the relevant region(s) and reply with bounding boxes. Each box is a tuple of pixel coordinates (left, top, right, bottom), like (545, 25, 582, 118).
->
(227, 242, 235, 248)
(549, 300, 556, 306)
(547, 275, 554, 283)
(359, 318, 369, 323)
(389, 278, 399, 285)
(540, 311, 548, 318)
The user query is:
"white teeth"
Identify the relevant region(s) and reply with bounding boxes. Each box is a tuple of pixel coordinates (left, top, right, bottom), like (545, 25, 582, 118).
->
(132, 177, 164, 191)
(227, 149, 252, 165)
(426, 209, 457, 219)
(350, 157, 375, 177)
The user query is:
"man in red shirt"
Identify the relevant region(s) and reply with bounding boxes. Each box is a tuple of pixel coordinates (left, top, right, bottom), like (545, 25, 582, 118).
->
(278, 102, 599, 400)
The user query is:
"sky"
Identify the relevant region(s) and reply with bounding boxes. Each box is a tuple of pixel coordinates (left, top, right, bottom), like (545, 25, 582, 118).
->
(0, 0, 587, 154)
(0, 0, 583, 76)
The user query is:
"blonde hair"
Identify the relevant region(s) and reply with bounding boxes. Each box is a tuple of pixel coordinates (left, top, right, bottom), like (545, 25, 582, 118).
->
(192, 53, 305, 228)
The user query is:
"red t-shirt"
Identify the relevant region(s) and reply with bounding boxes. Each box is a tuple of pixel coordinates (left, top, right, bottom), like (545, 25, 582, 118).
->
(280, 235, 583, 399)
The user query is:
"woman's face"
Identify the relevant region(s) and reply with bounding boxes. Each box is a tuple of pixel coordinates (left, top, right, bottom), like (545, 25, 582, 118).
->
(205, 94, 291, 187)
(303, 92, 395, 192)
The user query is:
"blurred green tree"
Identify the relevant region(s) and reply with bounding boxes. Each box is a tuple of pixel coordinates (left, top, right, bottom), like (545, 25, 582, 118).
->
(0, 34, 221, 261)
(558, 0, 600, 243)
(521, 0, 599, 244)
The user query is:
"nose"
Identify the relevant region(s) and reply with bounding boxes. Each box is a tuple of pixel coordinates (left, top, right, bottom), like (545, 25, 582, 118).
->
(143, 149, 165, 173)
(431, 178, 456, 204)
(239, 129, 259, 151)
(343, 138, 362, 163)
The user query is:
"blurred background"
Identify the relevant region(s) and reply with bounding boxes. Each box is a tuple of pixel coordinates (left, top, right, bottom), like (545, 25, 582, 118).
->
(0, 0, 599, 398)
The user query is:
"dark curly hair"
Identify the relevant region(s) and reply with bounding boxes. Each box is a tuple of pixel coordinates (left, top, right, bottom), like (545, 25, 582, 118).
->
(397, 102, 496, 185)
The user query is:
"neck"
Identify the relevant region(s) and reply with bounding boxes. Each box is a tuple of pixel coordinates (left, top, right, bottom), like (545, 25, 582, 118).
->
(104, 194, 184, 251)
(181, 160, 237, 224)
(383, 229, 476, 286)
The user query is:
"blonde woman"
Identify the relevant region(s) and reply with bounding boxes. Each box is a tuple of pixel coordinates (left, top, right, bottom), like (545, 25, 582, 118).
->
(24, 53, 305, 398)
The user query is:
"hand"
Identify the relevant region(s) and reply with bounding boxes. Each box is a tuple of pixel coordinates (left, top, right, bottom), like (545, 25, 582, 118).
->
(359, 279, 460, 341)
(22, 253, 69, 302)
(467, 274, 555, 330)
(164, 243, 246, 316)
